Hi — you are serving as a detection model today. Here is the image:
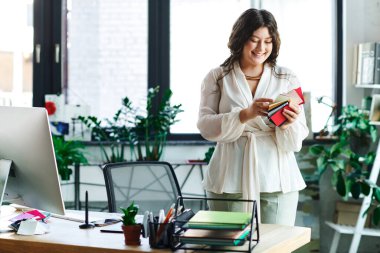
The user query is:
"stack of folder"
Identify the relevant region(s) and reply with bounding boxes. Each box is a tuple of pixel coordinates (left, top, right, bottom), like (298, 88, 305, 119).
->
(180, 210, 252, 246)
(268, 87, 305, 126)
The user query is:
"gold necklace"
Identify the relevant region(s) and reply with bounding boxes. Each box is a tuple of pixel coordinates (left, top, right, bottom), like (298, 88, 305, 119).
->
(244, 74, 262, 81)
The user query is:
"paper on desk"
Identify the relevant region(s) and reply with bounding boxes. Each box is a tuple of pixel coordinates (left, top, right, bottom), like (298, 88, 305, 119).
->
(10, 210, 47, 223)
(17, 219, 49, 235)
(17, 219, 38, 235)
(34, 221, 49, 235)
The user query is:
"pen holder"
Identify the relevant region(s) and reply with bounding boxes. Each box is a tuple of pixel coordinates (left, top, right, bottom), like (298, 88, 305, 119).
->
(148, 222, 174, 248)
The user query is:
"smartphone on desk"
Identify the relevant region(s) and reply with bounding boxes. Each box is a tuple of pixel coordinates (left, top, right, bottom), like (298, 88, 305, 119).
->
(92, 218, 121, 227)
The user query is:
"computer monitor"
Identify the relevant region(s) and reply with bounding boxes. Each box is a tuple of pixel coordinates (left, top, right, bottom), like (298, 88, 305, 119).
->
(0, 106, 65, 215)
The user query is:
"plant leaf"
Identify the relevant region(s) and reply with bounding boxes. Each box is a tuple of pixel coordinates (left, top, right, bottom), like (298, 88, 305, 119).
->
(309, 145, 325, 155)
(361, 182, 371, 196)
(336, 170, 346, 197)
(350, 181, 361, 199)
(374, 188, 380, 203)
(373, 206, 380, 226)
(316, 156, 327, 175)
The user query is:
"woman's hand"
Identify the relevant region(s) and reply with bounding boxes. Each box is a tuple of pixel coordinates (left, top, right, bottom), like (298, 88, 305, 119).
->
(279, 101, 301, 130)
(239, 98, 273, 123)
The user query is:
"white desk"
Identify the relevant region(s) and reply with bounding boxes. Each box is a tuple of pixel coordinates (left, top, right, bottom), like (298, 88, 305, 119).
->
(0, 210, 311, 253)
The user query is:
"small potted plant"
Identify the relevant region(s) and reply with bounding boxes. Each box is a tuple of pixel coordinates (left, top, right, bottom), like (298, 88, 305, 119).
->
(120, 202, 142, 245)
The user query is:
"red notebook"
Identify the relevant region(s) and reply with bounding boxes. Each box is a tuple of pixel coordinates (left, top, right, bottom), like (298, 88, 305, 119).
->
(268, 87, 305, 126)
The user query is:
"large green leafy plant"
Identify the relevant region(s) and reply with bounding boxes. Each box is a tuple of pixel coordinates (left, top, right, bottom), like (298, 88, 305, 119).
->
(53, 135, 88, 180)
(132, 86, 183, 161)
(309, 105, 380, 225)
(79, 86, 182, 162)
(79, 97, 135, 163)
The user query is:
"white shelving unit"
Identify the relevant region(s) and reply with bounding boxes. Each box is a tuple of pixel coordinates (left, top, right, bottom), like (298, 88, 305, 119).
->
(326, 141, 380, 253)
(355, 84, 380, 89)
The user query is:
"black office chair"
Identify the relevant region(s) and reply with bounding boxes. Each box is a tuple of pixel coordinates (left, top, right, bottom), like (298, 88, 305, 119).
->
(102, 161, 182, 214)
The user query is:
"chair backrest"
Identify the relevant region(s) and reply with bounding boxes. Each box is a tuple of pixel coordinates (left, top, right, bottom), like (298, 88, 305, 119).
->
(102, 161, 182, 214)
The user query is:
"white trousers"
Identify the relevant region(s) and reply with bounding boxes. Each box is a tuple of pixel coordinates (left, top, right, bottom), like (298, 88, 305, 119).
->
(206, 191, 299, 226)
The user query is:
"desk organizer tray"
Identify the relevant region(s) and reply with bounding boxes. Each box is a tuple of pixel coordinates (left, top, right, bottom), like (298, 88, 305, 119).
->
(171, 196, 259, 252)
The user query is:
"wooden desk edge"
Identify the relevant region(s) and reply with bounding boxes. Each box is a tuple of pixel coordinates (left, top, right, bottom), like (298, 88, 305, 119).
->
(255, 226, 311, 253)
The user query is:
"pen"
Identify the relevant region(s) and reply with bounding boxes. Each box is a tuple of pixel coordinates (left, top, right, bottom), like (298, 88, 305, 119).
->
(149, 212, 154, 223)
(100, 229, 123, 234)
(163, 205, 174, 224)
(155, 205, 174, 244)
(142, 211, 149, 238)
(158, 209, 165, 223)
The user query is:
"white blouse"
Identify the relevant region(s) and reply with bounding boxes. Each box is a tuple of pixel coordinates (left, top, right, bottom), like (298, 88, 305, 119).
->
(197, 62, 308, 212)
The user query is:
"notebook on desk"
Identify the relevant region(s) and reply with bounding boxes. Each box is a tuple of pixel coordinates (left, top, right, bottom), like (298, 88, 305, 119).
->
(185, 210, 252, 230)
(180, 224, 252, 246)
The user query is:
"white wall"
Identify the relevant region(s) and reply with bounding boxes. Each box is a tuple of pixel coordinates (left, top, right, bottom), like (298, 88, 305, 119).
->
(344, 0, 380, 106)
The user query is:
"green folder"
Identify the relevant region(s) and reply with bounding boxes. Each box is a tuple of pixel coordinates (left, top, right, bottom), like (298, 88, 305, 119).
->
(186, 211, 252, 230)
(180, 225, 252, 246)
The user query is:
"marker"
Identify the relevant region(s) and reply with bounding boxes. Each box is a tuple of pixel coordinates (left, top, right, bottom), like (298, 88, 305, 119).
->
(142, 211, 149, 238)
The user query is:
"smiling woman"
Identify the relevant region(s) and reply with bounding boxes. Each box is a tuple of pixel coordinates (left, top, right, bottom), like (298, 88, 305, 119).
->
(197, 8, 309, 227)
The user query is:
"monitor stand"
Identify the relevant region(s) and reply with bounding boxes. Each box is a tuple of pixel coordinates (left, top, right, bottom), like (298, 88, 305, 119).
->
(0, 159, 17, 219)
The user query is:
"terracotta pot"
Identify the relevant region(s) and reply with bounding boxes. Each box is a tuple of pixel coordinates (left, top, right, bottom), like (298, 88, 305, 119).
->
(122, 224, 142, 245)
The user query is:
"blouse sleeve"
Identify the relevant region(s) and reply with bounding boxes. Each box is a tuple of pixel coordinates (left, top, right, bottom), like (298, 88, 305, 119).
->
(197, 69, 245, 143)
(275, 73, 309, 152)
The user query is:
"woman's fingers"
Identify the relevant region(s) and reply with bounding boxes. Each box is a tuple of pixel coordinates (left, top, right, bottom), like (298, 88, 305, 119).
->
(256, 98, 274, 102)
(288, 102, 300, 114)
(255, 102, 270, 116)
(283, 104, 300, 122)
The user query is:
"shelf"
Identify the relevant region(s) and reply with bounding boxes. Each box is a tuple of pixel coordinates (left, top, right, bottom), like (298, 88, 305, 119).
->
(326, 221, 380, 237)
(355, 84, 380, 89)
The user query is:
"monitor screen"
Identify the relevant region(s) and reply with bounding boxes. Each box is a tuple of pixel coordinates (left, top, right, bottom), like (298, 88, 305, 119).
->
(0, 106, 65, 215)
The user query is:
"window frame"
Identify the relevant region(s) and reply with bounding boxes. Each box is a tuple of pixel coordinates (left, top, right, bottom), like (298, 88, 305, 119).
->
(34, 0, 343, 140)
(33, 0, 62, 107)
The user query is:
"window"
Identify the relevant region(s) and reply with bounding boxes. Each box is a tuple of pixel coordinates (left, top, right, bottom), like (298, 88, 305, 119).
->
(260, 0, 335, 132)
(170, 0, 335, 134)
(0, 0, 33, 107)
(65, 0, 148, 120)
(170, 0, 251, 134)
(32, 0, 337, 137)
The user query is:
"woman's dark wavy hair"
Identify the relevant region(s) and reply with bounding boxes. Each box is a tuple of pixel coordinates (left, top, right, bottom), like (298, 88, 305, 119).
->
(220, 9, 281, 77)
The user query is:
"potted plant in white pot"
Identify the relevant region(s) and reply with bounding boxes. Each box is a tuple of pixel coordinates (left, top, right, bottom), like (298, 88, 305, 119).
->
(120, 202, 142, 245)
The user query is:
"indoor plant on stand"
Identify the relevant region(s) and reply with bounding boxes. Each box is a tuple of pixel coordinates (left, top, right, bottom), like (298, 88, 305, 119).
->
(78, 97, 135, 163)
(309, 104, 380, 225)
(121, 202, 142, 245)
(79, 86, 182, 162)
(131, 86, 183, 161)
